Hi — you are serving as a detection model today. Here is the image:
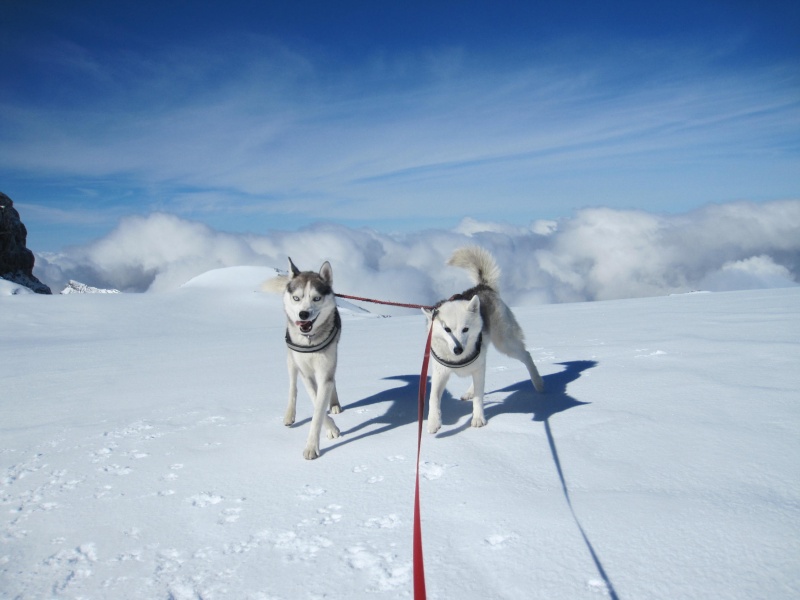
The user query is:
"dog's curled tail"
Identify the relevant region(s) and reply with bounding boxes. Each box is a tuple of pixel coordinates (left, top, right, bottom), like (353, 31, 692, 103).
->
(261, 273, 290, 293)
(447, 246, 501, 290)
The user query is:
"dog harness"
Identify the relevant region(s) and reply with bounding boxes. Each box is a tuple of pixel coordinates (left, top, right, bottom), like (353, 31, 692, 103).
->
(430, 332, 483, 368)
(285, 311, 341, 354)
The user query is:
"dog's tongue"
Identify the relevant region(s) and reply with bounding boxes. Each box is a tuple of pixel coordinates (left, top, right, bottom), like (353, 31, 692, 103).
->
(297, 321, 313, 333)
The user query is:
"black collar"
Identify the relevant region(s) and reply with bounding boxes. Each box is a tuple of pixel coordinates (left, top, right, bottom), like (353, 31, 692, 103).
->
(285, 311, 341, 353)
(430, 333, 483, 368)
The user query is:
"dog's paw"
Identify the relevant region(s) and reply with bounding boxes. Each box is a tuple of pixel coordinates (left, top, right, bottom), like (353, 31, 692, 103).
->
(427, 420, 441, 434)
(326, 424, 340, 440)
(460, 391, 474, 401)
(471, 415, 487, 428)
(284, 414, 296, 426)
(303, 446, 320, 460)
(329, 404, 342, 415)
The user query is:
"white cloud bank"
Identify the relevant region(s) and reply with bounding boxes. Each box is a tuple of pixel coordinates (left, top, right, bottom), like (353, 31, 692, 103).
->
(36, 200, 799, 307)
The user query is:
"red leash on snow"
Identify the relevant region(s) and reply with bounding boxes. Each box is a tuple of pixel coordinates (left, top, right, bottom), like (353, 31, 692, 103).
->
(336, 292, 432, 600)
(413, 315, 435, 600)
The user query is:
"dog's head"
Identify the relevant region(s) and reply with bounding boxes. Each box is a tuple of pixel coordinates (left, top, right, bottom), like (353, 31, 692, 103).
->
(280, 258, 336, 335)
(423, 296, 483, 358)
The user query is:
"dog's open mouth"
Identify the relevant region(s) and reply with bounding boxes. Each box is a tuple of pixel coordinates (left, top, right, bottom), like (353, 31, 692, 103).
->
(296, 319, 315, 334)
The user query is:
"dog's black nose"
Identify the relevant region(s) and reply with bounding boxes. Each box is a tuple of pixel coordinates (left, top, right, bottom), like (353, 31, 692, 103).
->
(299, 311, 310, 320)
(453, 346, 463, 355)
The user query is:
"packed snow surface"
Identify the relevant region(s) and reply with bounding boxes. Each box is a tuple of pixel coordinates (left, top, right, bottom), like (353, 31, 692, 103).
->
(1, 267, 799, 599)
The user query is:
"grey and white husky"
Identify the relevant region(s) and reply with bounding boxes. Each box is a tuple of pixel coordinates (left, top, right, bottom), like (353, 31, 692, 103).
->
(263, 258, 343, 459)
(423, 246, 545, 434)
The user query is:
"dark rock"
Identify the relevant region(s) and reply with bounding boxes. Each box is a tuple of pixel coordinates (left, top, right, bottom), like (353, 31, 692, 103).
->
(0, 192, 52, 294)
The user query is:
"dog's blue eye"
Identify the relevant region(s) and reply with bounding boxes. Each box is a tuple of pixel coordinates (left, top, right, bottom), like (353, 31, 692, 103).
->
(313, 296, 321, 302)
(292, 296, 300, 301)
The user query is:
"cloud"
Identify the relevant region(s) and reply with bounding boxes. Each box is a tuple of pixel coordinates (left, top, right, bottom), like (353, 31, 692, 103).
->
(36, 200, 799, 307)
(535, 201, 800, 302)
(701, 255, 796, 292)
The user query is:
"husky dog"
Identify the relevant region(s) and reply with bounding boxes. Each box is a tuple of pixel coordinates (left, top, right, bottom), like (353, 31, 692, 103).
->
(263, 258, 343, 459)
(423, 246, 545, 434)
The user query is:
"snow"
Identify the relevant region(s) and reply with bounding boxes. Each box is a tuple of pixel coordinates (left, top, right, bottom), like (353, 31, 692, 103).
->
(0, 279, 34, 296)
(2, 266, 799, 599)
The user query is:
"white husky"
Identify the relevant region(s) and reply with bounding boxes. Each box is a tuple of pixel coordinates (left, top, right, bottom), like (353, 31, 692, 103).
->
(263, 258, 342, 459)
(423, 246, 545, 434)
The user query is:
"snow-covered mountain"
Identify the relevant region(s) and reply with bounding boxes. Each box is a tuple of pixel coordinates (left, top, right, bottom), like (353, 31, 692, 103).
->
(60, 280, 121, 294)
(2, 267, 798, 599)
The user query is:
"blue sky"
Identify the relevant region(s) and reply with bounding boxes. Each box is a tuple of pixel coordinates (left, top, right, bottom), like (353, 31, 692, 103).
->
(2, 0, 798, 253)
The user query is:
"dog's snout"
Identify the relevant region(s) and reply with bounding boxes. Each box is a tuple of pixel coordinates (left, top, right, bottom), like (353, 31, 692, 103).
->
(299, 310, 310, 320)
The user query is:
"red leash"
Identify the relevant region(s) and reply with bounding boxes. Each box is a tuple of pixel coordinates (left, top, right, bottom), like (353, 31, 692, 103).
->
(336, 292, 432, 599)
(335, 292, 432, 311)
(414, 317, 435, 600)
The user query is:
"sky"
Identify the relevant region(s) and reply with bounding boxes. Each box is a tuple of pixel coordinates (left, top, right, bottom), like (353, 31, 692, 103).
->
(2, 0, 799, 255)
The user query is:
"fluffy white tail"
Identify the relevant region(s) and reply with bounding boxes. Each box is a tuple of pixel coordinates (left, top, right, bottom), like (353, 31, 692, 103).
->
(447, 246, 501, 290)
(261, 274, 290, 293)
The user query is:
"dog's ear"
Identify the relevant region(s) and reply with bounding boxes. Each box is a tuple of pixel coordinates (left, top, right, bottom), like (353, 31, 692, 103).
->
(467, 296, 481, 313)
(288, 257, 301, 277)
(319, 261, 333, 285)
(421, 307, 434, 322)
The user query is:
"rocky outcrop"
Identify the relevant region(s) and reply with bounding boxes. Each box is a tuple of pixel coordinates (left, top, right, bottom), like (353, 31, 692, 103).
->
(0, 192, 52, 294)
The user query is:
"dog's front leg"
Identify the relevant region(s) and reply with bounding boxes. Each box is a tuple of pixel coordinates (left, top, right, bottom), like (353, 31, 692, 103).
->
(322, 380, 341, 440)
(304, 376, 337, 460)
(470, 365, 487, 428)
(284, 354, 299, 426)
(427, 366, 450, 434)
(329, 383, 342, 414)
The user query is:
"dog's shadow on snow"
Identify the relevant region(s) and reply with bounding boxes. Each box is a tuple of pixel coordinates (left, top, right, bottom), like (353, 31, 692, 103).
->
(436, 359, 597, 437)
(333, 359, 618, 599)
(290, 375, 426, 440)
(331, 360, 596, 448)
(329, 374, 440, 450)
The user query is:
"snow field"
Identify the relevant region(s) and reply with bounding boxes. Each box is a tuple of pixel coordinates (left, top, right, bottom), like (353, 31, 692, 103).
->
(1, 270, 799, 598)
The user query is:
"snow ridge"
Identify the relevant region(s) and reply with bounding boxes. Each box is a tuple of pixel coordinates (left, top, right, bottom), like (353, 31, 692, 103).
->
(60, 280, 121, 294)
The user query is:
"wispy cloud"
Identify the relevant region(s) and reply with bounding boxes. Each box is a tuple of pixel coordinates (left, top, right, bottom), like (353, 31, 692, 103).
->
(15, 202, 118, 227)
(3, 33, 798, 238)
